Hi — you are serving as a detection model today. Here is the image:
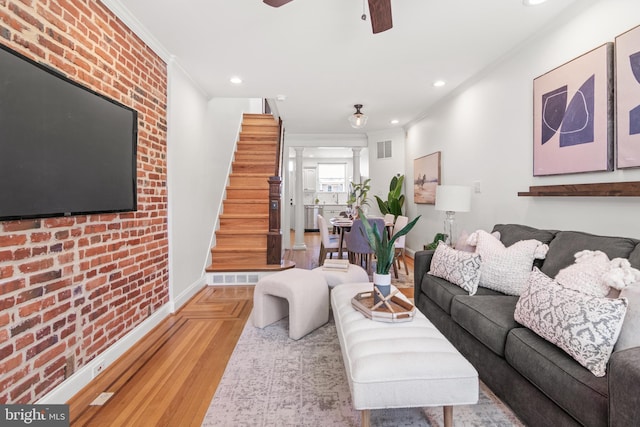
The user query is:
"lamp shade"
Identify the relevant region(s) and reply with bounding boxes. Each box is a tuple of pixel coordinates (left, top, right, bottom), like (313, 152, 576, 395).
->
(435, 185, 471, 212)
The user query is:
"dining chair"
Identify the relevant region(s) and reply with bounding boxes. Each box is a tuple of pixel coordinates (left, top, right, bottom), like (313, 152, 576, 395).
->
(392, 215, 409, 277)
(317, 214, 342, 266)
(344, 218, 385, 275)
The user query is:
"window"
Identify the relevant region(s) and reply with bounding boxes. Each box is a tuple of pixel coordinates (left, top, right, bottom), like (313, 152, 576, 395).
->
(377, 140, 392, 159)
(317, 163, 346, 192)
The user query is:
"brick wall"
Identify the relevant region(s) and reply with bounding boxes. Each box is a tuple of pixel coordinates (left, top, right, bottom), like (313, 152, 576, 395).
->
(0, 0, 168, 403)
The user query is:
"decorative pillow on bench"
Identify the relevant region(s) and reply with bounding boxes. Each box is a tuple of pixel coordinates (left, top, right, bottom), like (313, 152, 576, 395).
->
(469, 230, 549, 296)
(515, 268, 628, 377)
(429, 241, 482, 295)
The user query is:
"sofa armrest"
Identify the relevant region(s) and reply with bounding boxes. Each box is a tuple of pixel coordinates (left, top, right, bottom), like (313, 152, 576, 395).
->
(609, 347, 640, 426)
(413, 250, 435, 296)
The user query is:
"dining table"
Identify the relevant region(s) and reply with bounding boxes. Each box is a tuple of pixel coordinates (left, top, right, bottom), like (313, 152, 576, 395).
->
(328, 217, 394, 259)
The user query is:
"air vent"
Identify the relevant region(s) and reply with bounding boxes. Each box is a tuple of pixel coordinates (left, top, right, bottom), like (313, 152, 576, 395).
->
(377, 140, 392, 159)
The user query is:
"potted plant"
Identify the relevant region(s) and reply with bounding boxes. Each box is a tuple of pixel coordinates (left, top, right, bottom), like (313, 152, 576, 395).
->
(374, 174, 405, 220)
(347, 178, 371, 217)
(358, 208, 421, 303)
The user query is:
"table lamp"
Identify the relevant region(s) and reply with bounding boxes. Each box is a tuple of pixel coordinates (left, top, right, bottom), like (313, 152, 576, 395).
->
(435, 185, 471, 247)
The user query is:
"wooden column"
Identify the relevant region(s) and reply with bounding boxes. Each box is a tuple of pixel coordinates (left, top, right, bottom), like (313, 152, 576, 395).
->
(267, 176, 282, 265)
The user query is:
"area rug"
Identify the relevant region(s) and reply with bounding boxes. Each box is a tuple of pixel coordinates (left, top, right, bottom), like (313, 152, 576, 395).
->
(202, 315, 524, 427)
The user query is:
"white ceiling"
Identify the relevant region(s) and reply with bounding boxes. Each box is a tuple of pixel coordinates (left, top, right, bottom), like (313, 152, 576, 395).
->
(111, 0, 583, 135)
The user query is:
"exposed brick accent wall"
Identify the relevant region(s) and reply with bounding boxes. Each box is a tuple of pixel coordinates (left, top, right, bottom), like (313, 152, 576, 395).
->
(0, 0, 168, 403)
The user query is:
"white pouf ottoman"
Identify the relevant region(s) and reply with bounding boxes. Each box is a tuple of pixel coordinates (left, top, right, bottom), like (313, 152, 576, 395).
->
(312, 264, 369, 289)
(253, 268, 329, 340)
(331, 282, 479, 427)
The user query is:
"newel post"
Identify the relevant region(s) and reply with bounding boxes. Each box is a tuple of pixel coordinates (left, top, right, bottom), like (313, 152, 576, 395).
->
(267, 176, 282, 265)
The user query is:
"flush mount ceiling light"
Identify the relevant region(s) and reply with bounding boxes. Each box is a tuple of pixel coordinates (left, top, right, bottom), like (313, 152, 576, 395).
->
(348, 104, 368, 129)
(229, 76, 243, 84)
(433, 80, 446, 87)
(523, 0, 547, 5)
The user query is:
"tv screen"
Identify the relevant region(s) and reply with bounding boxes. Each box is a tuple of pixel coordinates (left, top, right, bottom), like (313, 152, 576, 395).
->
(0, 44, 138, 221)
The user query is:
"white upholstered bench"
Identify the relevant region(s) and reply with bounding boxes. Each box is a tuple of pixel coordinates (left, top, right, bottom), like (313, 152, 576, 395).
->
(331, 282, 479, 427)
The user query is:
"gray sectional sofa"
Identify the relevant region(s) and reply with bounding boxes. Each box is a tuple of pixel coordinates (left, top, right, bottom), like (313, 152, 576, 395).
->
(414, 224, 640, 427)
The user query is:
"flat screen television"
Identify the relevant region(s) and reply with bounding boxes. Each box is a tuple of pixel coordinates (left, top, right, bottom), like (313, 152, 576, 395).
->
(0, 43, 138, 221)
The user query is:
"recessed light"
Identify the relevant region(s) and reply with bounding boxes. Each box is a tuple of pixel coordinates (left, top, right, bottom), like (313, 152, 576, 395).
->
(433, 80, 446, 88)
(230, 76, 243, 84)
(523, 0, 547, 5)
(390, 119, 399, 125)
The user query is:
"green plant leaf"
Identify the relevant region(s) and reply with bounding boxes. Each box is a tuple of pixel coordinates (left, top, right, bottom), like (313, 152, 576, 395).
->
(358, 208, 421, 274)
(374, 195, 389, 215)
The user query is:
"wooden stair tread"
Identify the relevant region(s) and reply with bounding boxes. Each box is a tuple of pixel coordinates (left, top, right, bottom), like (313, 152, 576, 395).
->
(224, 199, 268, 204)
(220, 213, 268, 218)
(216, 229, 267, 235)
(211, 246, 266, 253)
(205, 260, 295, 273)
(229, 173, 272, 177)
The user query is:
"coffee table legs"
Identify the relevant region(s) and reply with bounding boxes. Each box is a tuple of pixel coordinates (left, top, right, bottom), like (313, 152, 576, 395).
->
(361, 406, 453, 426)
(444, 405, 453, 427)
(361, 409, 370, 427)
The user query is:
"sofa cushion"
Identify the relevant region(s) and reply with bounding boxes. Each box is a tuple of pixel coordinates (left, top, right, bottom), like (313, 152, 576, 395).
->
(450, 295, 520, 357)
(472, 230, 548, 296)
(630, 244, 640, 269)
(506, 328, 608, 427)
(420, 274, 502, 315)
(540, 230, 639, 278)
(429, 241, 482, 295)
(615, 283, 640, 352)
(492, 223, 557, 247)
(514, 268, 628, 377)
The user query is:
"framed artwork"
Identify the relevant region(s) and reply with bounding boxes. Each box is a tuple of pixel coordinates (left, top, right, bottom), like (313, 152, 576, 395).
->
(616, 25, 640, 168)
(533, 43, 614, 176)
(413, 151, 440, 204)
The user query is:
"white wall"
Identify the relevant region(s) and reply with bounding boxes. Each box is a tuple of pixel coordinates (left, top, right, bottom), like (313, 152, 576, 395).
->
(404, 0, 640, 253)
(167, 60, 259, 309)
(367, 128, 407, 216)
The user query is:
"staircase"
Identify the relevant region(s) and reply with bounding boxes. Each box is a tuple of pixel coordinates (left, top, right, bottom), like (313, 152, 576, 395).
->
(206, 114, 294, 279)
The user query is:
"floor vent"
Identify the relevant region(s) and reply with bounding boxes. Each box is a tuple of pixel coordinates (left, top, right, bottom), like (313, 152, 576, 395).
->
(90, 392, 114, 406)
(208, 273, 261, 285)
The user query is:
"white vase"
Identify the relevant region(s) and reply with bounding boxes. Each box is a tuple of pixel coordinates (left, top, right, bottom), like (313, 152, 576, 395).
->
(373, 272, 391, 305)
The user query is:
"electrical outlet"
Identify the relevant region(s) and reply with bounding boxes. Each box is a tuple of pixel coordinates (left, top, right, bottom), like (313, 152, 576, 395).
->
(473, 180, 481, 194)
(92, 359, 106, 378)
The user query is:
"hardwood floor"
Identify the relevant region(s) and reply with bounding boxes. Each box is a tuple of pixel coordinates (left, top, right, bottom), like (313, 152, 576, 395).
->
(68, 231, 414, 426)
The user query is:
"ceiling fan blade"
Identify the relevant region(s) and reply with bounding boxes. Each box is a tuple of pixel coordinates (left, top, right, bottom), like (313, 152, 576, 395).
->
(263, 0, 294, 7)
(368, 0, 393, 34)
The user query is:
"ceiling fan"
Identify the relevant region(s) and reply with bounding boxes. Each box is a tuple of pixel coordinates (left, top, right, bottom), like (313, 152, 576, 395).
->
(263, 0, 393, 34)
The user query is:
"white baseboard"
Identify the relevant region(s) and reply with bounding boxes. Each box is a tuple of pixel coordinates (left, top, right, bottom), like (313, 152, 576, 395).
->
(169, 276, 207, 313)
(37, 303, 172, 404)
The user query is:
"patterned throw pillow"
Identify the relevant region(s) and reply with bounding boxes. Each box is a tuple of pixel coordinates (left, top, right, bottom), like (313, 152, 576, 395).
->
(429, 241, 482, 295)
(472, 230, 548, 296)
(515, 268, 628, 377)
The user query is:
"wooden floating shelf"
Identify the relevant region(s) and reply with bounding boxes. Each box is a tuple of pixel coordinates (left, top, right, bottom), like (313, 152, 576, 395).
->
(518, 181, 640, 197)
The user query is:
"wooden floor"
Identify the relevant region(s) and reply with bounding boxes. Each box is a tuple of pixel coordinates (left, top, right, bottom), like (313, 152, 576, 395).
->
(68, 231, 414, 426)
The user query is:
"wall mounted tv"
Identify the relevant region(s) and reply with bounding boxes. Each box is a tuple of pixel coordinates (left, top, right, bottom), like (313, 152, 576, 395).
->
(0, 43, 138, 221)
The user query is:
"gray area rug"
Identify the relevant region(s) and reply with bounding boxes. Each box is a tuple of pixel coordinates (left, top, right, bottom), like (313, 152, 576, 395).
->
(202, 314, 524, 427)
